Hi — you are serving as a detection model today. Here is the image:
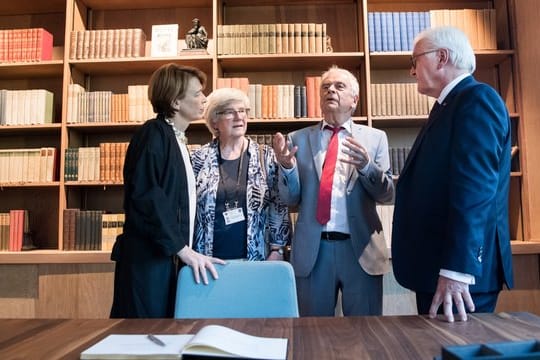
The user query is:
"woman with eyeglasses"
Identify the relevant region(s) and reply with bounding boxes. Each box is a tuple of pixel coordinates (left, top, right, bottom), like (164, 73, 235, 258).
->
(192, 87, 290, 261)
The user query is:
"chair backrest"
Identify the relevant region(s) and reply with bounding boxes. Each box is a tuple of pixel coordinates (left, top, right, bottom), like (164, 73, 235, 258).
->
(174, 260, 299, 318)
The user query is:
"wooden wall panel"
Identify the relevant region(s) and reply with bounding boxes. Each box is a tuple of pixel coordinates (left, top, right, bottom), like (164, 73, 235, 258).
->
(514, 0, 540, 241)
(0, 265, 37, 318)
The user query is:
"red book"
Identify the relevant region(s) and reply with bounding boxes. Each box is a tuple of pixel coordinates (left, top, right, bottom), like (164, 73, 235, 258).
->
(9, 210, 24, 251)
(35, 28, 53, 61)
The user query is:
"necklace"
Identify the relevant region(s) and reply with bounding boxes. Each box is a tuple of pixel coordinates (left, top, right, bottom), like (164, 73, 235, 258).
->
(164, 117, 188, 144)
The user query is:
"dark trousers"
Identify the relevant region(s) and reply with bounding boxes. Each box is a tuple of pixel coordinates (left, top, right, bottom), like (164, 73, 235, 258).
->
(416, 291, 500, 315)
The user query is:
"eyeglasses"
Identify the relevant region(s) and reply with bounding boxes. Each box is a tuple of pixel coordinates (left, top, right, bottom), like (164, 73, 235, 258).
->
(215, 108, 250, 119)
(410, 49, 439, 69)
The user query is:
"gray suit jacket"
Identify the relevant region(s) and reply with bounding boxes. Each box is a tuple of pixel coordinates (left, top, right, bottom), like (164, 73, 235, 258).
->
(279, 121, 394, 277)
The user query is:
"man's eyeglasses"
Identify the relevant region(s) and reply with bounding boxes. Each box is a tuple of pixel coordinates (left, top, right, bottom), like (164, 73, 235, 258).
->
(215, 108, 250, 119)
(410, 49, 439, 69)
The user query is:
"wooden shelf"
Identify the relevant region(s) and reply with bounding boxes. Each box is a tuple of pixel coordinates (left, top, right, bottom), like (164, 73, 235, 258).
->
(0, 60, 64, 79)
(70, 57, 213, 76)
(77, 0, 211, 10)
(0, 250, 112, 264)
(369, 50, 515, 70)
(67, 122, 143, 133)
(0, 123, 62, 135)
(511, 241, 540, 255)
(0, 182, 60, 188)
(219, 53, 365, 72)
(0, 0, 66, 15)
(64, 181, 124, 187)
(372, 115, 426, 127)
(3, 241, 536, 265)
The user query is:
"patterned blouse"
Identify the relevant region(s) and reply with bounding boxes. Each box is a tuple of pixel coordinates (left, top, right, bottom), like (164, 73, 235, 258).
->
(192, 138, 291, 260)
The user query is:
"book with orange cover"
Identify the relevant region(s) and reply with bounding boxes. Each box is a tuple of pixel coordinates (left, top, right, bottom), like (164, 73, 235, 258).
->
(305, 77, 317, 118)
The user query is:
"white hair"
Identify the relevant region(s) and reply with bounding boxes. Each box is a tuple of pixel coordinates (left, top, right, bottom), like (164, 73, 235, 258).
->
(414, 26, 476, 73)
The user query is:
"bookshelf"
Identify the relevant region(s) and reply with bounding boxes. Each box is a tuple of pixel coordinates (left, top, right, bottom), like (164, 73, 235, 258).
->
(0, 0, 539, 317)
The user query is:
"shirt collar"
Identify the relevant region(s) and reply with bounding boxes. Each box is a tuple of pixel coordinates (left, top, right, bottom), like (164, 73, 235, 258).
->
(438, 73, 470, 104)
(321, 118, 353, 135)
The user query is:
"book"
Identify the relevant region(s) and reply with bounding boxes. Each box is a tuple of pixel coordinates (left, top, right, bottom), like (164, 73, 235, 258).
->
(151, 24, 179, 57)
(80, 324, 288, 360)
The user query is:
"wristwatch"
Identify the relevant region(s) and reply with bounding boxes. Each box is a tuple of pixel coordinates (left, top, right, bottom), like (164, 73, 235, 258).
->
(270, 247, 284, 256)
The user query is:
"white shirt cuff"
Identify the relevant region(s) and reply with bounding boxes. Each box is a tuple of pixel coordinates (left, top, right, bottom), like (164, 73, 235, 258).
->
(439, 269, 476, 285)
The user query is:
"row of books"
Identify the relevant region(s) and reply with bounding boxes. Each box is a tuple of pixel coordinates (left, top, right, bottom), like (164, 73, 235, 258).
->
(368, 9, 496, 52)
(62, 209, 124, 251)
(0, 89, 54, 125)
(64, 143, 129, 182)
(219, 76, 321, 119)
(375, 204, 394, 249)
(246, 133, 274, 146)
(67, 84, 153, 124)
(69, 29, 146, 60)
(0, 28, 53, 63)
(368, 12, 430, 52)
(217, 23, 328, 55)
(389, 147, 412, 176)
(0, 148, 57, 184)
(370, 83, 436, 116)
(430, 9, 496, 50)
(0, 210, 29, 252)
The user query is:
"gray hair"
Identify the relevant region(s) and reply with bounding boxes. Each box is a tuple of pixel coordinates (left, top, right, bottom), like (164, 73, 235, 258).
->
(203, 87, 250, 137)
(414, 26, 476, 73)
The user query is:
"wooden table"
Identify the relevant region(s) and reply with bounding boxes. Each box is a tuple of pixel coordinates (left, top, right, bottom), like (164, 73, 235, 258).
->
(1, 312, 540, 359)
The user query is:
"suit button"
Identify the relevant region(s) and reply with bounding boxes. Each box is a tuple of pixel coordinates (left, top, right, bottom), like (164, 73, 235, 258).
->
(477, 247, 483, 263)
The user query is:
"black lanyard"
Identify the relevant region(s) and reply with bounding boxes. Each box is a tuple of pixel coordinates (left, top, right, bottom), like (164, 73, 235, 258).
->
(217, 140, 246, 209)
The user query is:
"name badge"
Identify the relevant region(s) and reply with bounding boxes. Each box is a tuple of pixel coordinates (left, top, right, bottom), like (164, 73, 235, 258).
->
(223, 207, 245, 225)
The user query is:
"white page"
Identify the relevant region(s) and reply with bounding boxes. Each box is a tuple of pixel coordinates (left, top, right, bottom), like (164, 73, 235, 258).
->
(80, 334, 193, 359)
(183, 325, 287, 360)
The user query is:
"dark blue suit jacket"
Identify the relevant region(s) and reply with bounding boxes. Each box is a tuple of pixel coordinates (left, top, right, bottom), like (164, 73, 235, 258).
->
(392, 76, 514, 293)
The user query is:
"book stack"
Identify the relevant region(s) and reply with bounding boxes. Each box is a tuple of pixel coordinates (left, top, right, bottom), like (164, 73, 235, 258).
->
(64, 142, 129, 183)
(247, 133, 274, 146)
(100, 213, 125, 251)
(216, 77, 250, 94)
(247, 84, 306, 119)
(69, 28, 146, 60)
(0, 89, 54, 125)
(0, 28, 53, 62)
(66, 84, 151, 124)
(368, 9, 496, 52)
(368, 12, 431, 52)
(389, 147, 412, 176)
(370, 83, 436, 116)
(0, 210, 30, 252)
(0, 148, 57, 183)
(62, 209, 124, 251)
(217, 23, 327, 55)
(0, 213, 8, 251)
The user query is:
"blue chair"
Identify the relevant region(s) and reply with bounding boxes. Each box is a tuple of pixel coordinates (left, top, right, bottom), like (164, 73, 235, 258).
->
(174, 260, 299, 318)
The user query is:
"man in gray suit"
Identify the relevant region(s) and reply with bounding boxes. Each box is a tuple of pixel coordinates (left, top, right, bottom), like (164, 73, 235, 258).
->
(273, 66, 394, 316)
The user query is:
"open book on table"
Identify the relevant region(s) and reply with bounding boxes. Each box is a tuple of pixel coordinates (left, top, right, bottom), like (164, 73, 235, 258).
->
(80, 324, 288, 360)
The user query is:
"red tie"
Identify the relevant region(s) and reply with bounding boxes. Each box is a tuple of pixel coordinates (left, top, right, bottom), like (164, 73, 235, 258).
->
(316, 125, 341, 225)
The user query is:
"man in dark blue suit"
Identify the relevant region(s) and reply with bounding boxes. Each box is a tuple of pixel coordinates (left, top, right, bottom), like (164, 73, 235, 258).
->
(392, 26, 514, 322)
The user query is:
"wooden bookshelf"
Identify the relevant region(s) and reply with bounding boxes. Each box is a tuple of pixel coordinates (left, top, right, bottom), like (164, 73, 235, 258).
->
(1, 0, 540, 318)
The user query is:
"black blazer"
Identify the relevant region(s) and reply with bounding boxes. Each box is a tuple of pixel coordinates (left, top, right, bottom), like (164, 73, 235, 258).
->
(110, 115, 190, 318)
